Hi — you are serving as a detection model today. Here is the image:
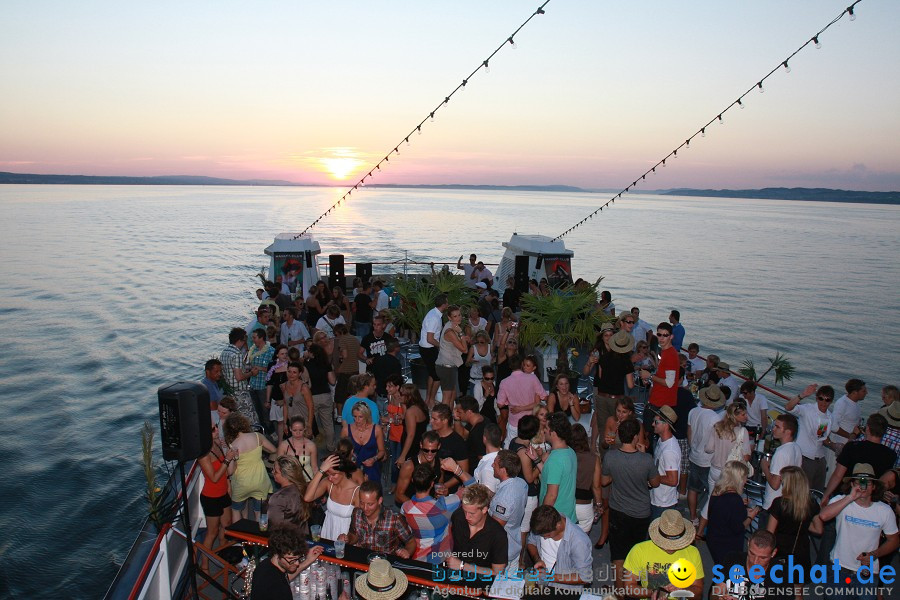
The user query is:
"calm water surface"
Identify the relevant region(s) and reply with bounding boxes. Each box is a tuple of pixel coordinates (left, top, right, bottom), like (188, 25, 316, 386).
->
(0, 185, 897, 597)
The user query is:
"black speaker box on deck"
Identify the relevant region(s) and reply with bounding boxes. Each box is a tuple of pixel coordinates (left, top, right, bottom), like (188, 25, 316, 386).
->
(158, 382, 212, 462)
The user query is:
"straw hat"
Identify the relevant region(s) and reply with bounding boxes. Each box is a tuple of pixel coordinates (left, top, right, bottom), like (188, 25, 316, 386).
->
(610, 330, 635, 354)
(879, 402, 900, 428)
(355, 558, 408, 600)
(716, 362, 731, 372)
(649, 405, 678, 429)
(699, 385, 726, 409)
(649, 509, 695, 552)
(599, 321, 615, 332)
(842, 463, 879, 484)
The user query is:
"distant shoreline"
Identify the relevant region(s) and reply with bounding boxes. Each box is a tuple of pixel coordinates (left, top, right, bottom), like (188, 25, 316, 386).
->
(1, 172, 897, 203)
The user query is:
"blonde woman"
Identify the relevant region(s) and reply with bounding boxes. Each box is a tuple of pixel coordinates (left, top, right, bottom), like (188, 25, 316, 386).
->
(705, 401, 751, 494)
(435, 305, 469, 406)
(268, 455, 312, 536)
(766, 466, 822, 571)
(705, 461, 757, 563)
(348, 401, 385, 482)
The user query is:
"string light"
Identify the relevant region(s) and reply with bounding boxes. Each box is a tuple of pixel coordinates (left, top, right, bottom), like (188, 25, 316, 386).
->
(295, 0, 553, 238)
(550, 0, 863, 241)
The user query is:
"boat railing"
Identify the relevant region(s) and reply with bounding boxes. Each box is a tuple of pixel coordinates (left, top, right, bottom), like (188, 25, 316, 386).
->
(105, 460, 205, 600)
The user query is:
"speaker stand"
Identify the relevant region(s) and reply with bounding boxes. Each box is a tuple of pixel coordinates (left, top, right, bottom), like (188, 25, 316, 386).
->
(179, 460, 200, 600)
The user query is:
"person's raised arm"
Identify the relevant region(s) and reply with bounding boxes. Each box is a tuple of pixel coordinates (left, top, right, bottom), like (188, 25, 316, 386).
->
(785, 383, 819, 412)
(305, 454, 339, 502)
(820, 463, 849, 506)
(819, 487, 861, 521)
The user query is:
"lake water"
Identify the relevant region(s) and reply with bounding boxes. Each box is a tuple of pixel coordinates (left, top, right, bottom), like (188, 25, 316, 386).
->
(0, 184, 897, 597)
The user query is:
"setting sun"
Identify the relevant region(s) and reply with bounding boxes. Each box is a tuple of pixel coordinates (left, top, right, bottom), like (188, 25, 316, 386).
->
(316, 148, 364, 180)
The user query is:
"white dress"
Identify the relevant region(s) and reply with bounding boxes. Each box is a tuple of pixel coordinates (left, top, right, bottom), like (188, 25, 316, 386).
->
(321, 483, 359, 540)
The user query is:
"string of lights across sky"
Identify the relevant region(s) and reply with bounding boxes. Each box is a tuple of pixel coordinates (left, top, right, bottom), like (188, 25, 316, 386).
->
(297, 0, 862, 240)
(295, 0, 552, 239)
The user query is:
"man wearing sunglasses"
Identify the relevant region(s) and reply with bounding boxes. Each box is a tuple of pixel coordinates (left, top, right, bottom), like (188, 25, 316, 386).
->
(251, 525, 323, 600)
(394, 431, 442, 506)
(785, 383, 834, 492)
(640, 322, 680, 443)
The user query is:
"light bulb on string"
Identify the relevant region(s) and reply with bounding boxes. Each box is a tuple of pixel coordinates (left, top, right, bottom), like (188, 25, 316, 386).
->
(405, 137, 410, 147)
(757, 82, 764, 94)
(417, 125, 422, 135)
(848, 6, 856, 21)
(508, 37, 517, 49)
(737, 98, 745, 109)
(813, 36, 821, 49)
(783, 60, 791, 73)
(429, 112, 435, 122)
(461, 79, 467, 91)
(483, 60, 490, 73)
(718, 114, 725, 125)
(701, 127, 706, 137)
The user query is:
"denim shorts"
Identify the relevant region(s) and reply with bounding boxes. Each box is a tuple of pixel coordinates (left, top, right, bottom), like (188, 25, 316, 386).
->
(688, 461, 710, 493)
(231, 496, 261, 514)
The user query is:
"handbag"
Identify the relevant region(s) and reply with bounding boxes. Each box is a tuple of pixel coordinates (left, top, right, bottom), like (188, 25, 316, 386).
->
(727, 427, 754, 477)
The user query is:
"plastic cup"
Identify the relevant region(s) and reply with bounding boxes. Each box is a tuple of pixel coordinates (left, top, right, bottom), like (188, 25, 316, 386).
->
(334, 539, 346, 558)
(310, 524, 321, 541)
(259, 513, 269, 532)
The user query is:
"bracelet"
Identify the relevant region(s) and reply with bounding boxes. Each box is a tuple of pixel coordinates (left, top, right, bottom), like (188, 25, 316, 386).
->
(455, 467, 463, 477)
(318, 469, 326, 475)
(798, 394, 805, 400)
(460, 561, 466, 571)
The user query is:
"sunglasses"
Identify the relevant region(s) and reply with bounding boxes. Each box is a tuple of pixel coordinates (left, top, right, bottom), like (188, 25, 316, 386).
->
(421, 448, 439, 454)
(281, 555, 301, 565)
(656, 333, 672, 338)
(624, 320, 635, 325)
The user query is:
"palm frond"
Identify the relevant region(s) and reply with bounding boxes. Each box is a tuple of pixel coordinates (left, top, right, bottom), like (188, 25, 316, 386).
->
(738, 359, 757, 381)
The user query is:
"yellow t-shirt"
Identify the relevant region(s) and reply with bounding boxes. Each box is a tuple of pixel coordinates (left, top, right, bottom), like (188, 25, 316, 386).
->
(623, 541, 704, 590)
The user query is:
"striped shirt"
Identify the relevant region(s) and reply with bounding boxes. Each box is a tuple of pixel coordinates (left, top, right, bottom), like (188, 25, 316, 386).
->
(401, 480, 472, 564)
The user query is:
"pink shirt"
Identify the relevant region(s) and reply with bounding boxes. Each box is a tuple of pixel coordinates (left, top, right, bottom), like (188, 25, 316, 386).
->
(497, 370, 547, 427)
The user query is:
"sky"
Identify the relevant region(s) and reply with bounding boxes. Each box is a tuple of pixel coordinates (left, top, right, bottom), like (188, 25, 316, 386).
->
(1, 0, 899, 191)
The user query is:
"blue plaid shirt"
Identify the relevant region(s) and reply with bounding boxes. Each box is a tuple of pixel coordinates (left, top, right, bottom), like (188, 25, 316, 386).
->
(883, 425, 900, 468)
(248, 343, 274, 390)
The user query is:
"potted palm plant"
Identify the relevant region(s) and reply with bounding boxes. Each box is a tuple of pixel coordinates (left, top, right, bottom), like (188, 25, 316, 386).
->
(516, 278, 611, 384)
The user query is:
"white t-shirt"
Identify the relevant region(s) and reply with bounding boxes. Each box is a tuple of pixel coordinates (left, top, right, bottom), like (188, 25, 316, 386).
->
(687, 406, 723, 467)
(790, 403, 831, 459)
(281, 320, 310, 345)
(762, 440, 802, 509)
(740, 392, 770, 429)
(315, 314, 345, 339)
(830, 496, 898, 572)
(651, 436, 682, 508)
(719, 375, 742, 405)
(538, 536, 562, 570)
(828, 395, 861, 444)
(632, 319, 653, 347)
(374, 289, 390, 312)
(418, 307, 444, 347)
(474, 451, 500, 493)
(688, 356, 706, 376)
(461, 264, 477, 288)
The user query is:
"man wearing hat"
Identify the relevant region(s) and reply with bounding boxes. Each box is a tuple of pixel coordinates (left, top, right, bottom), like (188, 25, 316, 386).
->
(622, 509, 704, 600)
(716, 362, 741, 405)
(877, 385, 900, 468)
(819, 463, 899, 599)
(250, 526, 324, 600)
(686, 384, 725, 527)
(649, 405, 682, 518)
(353, 557, 408, 600)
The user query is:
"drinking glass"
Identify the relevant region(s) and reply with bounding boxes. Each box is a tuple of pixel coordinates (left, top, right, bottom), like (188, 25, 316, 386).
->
(259, 513, 269, 532)
(310, 524, 321, 541)
(334, 539, 346, 559)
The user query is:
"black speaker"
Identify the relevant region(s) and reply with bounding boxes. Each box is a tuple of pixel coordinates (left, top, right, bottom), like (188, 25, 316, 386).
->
(328, 254, 345, 290)
(514, 255, 529, 293)
(355, 262, 373, 284)
(158, 382, 212, 462)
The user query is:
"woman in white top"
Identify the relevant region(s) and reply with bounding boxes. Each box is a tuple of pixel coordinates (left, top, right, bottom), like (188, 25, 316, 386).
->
(699, 401, 751, 524)
(434, 305, 469, 406)
(464, 305, 487, 335)
(304, 453, 361, 540)
(466, 330, 492, 399)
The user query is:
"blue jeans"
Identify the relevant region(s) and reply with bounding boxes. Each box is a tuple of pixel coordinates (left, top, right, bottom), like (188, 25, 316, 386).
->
(388, 439, 403, 483)
(355, 321, 372, 340)
(826, 567, 879, 600)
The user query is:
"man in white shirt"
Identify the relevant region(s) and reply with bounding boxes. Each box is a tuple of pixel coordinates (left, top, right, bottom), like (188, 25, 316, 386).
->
(373, 280, 390, 312)
(629, 307, 653, 347)
(418, 294, 448, 407)
(826, 378, 866, 478)
(457, 254, 478, 288)
(280, 307, 309, 349)
(733, 381, 769, 437)
(471, 261, 494, 287)
(684, 343, 706, 380)
(785, 383, 833, 492)
(716, 362, 741, 404)
(686, 385, 725, 525)
(488, 449, 528, 565)
(474, 423, 503, 493)
(649, 406, 681, 518)
(760, 413, 802, 523)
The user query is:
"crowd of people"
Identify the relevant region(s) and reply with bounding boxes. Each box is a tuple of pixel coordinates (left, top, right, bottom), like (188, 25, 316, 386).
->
(196, 268, 899, 600)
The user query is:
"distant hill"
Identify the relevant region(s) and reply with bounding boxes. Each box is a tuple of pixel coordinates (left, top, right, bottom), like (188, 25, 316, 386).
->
(367, 183, 585, 192)
(661, 187, 900, 204)
(0, 172, 300, 186)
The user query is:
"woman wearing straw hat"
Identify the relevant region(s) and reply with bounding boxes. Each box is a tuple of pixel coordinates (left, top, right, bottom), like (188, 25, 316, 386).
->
(622, 509, 704, 600)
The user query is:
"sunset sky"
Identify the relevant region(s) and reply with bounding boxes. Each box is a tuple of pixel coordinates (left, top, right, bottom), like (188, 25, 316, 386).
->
(2, 0, 898, 191)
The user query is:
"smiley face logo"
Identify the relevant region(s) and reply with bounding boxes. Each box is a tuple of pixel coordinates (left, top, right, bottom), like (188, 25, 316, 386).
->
(667, 558, 697, 588)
